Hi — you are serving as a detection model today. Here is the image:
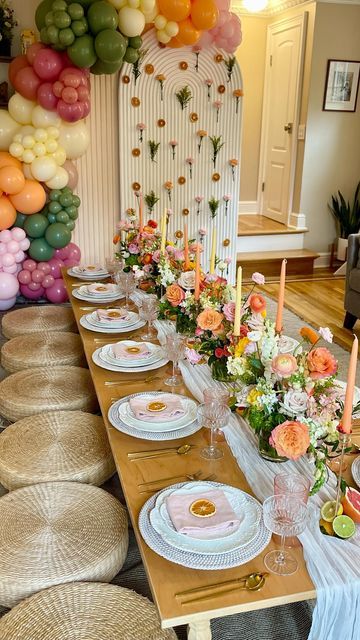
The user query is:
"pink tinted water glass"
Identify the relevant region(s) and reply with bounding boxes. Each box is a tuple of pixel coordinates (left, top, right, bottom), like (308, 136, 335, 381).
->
(274, 473, 310, 504)
(203, 386, 231, 406)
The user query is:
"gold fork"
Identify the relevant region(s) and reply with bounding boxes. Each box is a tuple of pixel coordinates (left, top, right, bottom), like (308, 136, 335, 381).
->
(105, 375, 163, 386)
(139, 473, 216, 494)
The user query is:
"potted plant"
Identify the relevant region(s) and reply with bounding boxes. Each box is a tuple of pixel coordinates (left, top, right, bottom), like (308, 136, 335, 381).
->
(328, 182, 360, 260)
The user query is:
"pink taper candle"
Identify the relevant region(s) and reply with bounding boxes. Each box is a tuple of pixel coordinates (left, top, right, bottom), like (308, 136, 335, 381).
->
(184, 224, 190, 270)
(194, 245, 201, 301)
(139, 193, 143, 234)
(341, 335, 358, 433)
(275, 259, 287, 333)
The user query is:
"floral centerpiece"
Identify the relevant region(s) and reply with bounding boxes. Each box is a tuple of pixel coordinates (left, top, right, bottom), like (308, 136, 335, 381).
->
(0, 0, 18, 56)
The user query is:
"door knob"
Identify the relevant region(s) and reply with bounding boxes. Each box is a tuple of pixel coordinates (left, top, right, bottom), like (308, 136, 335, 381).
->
(284, 122, 293, 133)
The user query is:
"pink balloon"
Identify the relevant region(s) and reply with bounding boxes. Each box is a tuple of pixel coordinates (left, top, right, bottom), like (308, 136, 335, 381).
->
(11, 227, 26, 241)
(3, 264, 18, 274)
(59, 67, 84, 83)
(14, 250, 25, 262)
(38, 262, 51, 274)
(222, 21, 234, 38)
(20, 283, 44, 300)
(32, 268, 44, 283)
(23, 258, 37, 272)
(45, 278, 68, 303)
(0, 296, 16, 310)
(53, 80, 64, 98)
(63, 160, 78, 190)
(66, 242, 81, 262)
(2, 253, 15, 267)
(57, 100, 84, 123)
(62, 86, 78, 104)
(198, 31, 214, 47)
(0, 230, 12, 243)
(82, 100, 91, 118)
(77, 85, 89, 102)
(33, 48, 64, 81)
(0, 272, 19, 299)
(13, 66, 41, 101)
(28, 281, 42, 291)
(0, 244, 6, 255)
(63, 257, 77, 267)
(7, 240, 20, 254)
(26, 42, 45, 65)
(18, 269, 31, 284)
(48, 257, 65, 278)
(42, 274, 55, 288)
(19, 238, 30, 251)
(37, 82, 58, 110)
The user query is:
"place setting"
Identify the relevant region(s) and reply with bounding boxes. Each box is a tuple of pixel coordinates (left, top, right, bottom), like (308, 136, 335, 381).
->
(92, 339, 166, 372)
(80, 308, 145, 334)
(73, 282, 125, 304)
(67, 264, 110, 280)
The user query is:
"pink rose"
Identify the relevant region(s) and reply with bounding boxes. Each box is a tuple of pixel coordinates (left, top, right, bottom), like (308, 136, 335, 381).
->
(307, 347, 337, 379)
(185, 347, 202, 365)
(269, 420, 310, 460)
(152, 250, 161, 263)
(128, 243, 140, 254)
(223, 301, 235, 322)
(251, 272, 265, 285)
(271, 354, 298, 378)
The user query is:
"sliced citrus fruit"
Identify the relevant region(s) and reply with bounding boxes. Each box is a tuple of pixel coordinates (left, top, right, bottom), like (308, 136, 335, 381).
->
(319, 519, 334, 536)
(146, 401, 166, 412)
(320, 500, 343, 522)
(341, 487, 360, 524)
(190, 499, 216, 518)
(332, 515, 356, 539)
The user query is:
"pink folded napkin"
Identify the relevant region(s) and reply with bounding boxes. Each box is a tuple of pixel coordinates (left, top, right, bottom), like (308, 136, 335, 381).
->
(112, 343, 151, 360)
(166, 489, 241, 539)
(96, 309, 130, 323)
(129, 394, 185, 423)
(87, 283, 116, 294)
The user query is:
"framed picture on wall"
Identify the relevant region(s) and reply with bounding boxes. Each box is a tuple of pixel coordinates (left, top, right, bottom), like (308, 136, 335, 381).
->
(323, 59, 360, 112)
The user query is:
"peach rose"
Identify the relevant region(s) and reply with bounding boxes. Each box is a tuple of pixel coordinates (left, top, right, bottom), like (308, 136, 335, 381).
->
(197, 308, 223, 332)
(307, 347, 337, 379)
(271, 354, 298, 378)
(269, 420, 310, 460)
(249, 293, 266, 314)
(166, 283, 185, 307)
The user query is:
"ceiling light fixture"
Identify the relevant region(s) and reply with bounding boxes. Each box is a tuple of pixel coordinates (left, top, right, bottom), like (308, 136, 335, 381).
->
(243, 0, 268, 12)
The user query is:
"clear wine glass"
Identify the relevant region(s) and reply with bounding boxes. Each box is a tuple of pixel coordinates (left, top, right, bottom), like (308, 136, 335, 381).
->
(105, 257, 122, 282)
(164, 334, 185, 387)
(115, 271, 136, 310)
(197, 402, 231, 460)
(262, 495, 308, 576)
(140, 296, 158, 341)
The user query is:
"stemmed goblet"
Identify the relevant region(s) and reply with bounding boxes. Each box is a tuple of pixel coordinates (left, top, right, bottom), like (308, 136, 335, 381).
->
(262, 495, 308, 576)
(197, 402, 231, 460)
(164, 334, 185, 387)
(140, 296, 158, 341)
(115, 270, 136, 310)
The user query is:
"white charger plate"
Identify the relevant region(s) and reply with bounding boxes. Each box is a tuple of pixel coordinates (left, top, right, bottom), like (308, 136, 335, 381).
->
(79, 284, 122, 298)
(73, 289, 125, 303)
(351, 457, 360, 488)
(92, 346, 167, 373)
(118, 395, 197, 432)
(87, 310, 139, 329)
(100, 343, 163, 368)
(108, 392, 201, 441)
(80, 314, 145, 334)
(150, 481, 261, 554)
(68, 268, 109, 281)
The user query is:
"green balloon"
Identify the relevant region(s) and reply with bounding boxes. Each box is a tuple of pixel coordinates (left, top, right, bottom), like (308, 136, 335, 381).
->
(24, 214, 49, 239)
(53, 9, 71, 28)
(66, 220, 75, 231)
(124, 47, 138, 64)
(15, 212, 27, 229)
(49, 200, 62, 214)
(49, 189, 62, 201)
(68, 2, 84, 19)
(90, 57, 122, 75)
(52, 0, 67, 10)
(59, 193, 73, 207)
(56, 211, 70, 223)
(45, 222, 71, 248)
(40, 26, 51, 44)
(74, 0, 97, 5)
(95, 29, 126, 64)
(29, 238, 54, 262)
(72, 17, 88, 36)
(66, 205, 78, 219)
(87, 1, 118, 35)
(62, 186, 72, 194)
(59, 27, 75, 46)
(47, 24, 60, 43)
(68, 33, 96, 68)
(47, 213, 57, 224)
(35, 0, 54, 30)
(129, 36, 142, 50)
(45, 11, 54, 26)
(72, 195, 81, 207)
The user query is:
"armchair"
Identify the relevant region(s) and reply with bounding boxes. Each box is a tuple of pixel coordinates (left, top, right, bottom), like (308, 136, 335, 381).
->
(344, 232, 360, 329)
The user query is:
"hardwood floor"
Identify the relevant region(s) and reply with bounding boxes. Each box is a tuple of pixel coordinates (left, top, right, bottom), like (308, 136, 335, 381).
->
(238, 214, 307, 236)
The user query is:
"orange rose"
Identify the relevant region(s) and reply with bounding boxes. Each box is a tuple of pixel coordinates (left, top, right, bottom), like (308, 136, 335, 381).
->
(197, 308, 224, 332)
(166, 283, 185, 307)
(307, 347, 337, 379)
(269, 420, 310, 460)
(142, 253, 153, 265)
(212, 323, 225, 337)
(249, 293, 266, 314)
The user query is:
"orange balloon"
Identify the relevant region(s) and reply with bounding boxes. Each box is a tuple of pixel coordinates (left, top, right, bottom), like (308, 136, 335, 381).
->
(0, 152, 22, 171)
(168, 36, 184, 48)
(9, 179, 46, 215)
(191, 0, 218, 30)
(158, 0, 190, 22)
(0, 195, 17, 231)
(177, 18, 201, 45)
(0, 166, 25, 195)
(8, 55, 29, 86)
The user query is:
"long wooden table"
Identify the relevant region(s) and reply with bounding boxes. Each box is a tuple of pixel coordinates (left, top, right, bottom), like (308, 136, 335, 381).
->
(64, 271, 315, 639)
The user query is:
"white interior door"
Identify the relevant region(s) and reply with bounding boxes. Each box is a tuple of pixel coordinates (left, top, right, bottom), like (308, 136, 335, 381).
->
(260, 15, 307, 224)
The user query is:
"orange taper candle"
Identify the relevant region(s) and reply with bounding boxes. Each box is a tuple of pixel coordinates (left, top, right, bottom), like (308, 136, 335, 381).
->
(194, 245, 200, 301)
(341, 334, 358, 433)
(275, 258, 287, 333)
(184, 224, 190, 270)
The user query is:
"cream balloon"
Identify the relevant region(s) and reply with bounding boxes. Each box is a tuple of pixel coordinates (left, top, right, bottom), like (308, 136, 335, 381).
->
(32, 106, 61, 129)
(8, 94, 35, 126)
(128, 0, 140, 7)
(109, 0, 126, 7)
(58, 121, 90, 160)
(157, 28, 171, 43)
(20, 125, 35, 137)
(45, 166, 69, 189)
(118, 6, 145, 36)
(47, 126, 59, 139)
(31, 156, 58, 182)
(141, 0, 156, 10)
(154, 14, 166, 29)
(0, 111, 21, 151)
(9, 142, 24, 158)
(22, 149, 35, 164)
(45, 138, 58, 153)
(143, 3, 157, 22)
(33, 142, 47, 157)
(165, 20, 179, 36)
(52, 147, 66, 165)
(34, 128, 48, 142)
(22, 163, 34, 179)
(22, 135, 35, 149)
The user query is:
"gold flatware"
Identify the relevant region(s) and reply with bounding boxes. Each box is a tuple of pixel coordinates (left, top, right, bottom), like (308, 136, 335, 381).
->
(182, 573, 268, 605)
(129, 444, 193, 461)
(105, 375, 162, 386)
(139, 470, 202, 489)
(138, 473, 216, 494)
(176, 571, 266, 599)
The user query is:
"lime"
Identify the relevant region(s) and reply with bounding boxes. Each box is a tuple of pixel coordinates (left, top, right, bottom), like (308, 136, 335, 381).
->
(320, 500, 343, 522)
(332, 515, 356, 539)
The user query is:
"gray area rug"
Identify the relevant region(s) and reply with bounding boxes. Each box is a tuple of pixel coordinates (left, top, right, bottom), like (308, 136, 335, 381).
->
(0, 299, 341, 638)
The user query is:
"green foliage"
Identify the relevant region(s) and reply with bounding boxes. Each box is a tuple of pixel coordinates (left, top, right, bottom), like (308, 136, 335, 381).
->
(247, 406, 287, 435)
(328, 181, 360, 238)
(208, 197, 220, 219)
(144, 190, 159, 212)
(209, 135, 225, 168)
(148, 141, 160, 163)
(175, 85, 192, 110)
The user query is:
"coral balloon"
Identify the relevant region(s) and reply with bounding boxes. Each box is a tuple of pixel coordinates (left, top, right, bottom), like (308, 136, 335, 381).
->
(9, 179, 46, 215)
(23, 258, 37, 271)
(58, 120, 90, 159)
(33, 48, 64, 81)
(158, 0, 191, 21)
(0, 195, 16, 231)
(45, 277, 68, 303)
(0, 111, 21, 151)
(62, 160, 78, 190)
(0, 166, 25, 195)
(0, 153, 22, 171)
(42, 274, 55, 288)
(26, 42, 46, 65)
(191, 0, 218, 30)
(8, 94, 36, 125)
(0, 272, 19, 299)
(177, 18, 201, 45)
(18, 269, 32, 285)
(8, 55, 29, 86)
(13, 67, 42, 102)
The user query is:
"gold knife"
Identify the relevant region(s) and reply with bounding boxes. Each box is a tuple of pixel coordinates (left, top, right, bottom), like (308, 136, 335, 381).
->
(176, 572, 258, 598)
(181, 574, 268, 605)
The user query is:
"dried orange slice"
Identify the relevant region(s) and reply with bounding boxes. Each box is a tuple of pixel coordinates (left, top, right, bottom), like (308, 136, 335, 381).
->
(126, 346, 141, 354)
(146, 401, 166, 412)
(86, 265, 96, 270)
(95, 286, 107, 291)
(190, 499, 216, 518)
(107, 311, 121, 318)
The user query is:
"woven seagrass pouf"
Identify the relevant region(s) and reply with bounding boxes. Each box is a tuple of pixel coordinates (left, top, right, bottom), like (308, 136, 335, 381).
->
(0, 582, 177, 639)
(1, 306, 77, 340)
(0, 366, 98, 423)
(0, 482, 129, 608)
(0, 411, 115, 490)
(1, 332, 86, 373)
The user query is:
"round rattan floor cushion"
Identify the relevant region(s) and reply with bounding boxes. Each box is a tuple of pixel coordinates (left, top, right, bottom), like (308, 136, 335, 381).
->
(0, 411, 115, 490)
(1, 306, 77, 339)
(0, 366, 98, 423)
(0, 582, 177, 640)
(0, 482, 129, 608)
(1, 332, 85, 373)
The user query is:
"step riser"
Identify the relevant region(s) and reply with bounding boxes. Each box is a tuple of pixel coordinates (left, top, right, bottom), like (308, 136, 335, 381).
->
(238, 257, 316, 279)
(237, 233, 305, 253)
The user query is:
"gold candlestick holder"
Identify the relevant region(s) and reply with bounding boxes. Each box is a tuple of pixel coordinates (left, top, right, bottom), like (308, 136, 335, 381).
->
(334, 431, 351, 517)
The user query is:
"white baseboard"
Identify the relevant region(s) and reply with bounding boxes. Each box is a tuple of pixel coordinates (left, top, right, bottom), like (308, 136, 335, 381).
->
(238, 201, 258, 214)
(289, 211, 307, 229)
(237, 233, 305, 252)
(314, 252, 331, 268)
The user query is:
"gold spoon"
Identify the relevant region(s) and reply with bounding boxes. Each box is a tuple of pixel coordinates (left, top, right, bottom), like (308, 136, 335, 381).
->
(183, 573, 267, 605)
(129, 444, 192, 461)
(105, 375, 162, 386)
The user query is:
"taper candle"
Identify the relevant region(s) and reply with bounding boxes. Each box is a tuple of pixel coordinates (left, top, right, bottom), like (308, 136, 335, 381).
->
(209, 227, 216, 274)
(184, 224, 190, 270)
(194, 245, 201, 301)
(275, 259, 287, 333)
(341, 334, 358, 433)
(139, 192, 143, 234)
(233, 265, 242, 336)
(160, 211, 167, 253)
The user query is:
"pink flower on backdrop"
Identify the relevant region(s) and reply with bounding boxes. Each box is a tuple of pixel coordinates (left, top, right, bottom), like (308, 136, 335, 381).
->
(223, 301, 235, 322)
(251, 272, 265, 285)
(307, 347, 337, 379)
(199, 228, 207, 236)
(195, 195, 204, 203)
(272, 354, 298, 378)
(128, 243, 139, 254)
(319, 327, 333, 343)
(185, 347, 202, 365)
(269, 421, 310, 460)
(224, 256, 232, 265)
(166, 244, 175, 254)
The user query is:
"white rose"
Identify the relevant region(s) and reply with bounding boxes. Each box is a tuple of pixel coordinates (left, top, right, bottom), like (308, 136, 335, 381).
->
(247, 330, 262, 342)
(280, 390, 308, 417)
(178, 270, 196, 290)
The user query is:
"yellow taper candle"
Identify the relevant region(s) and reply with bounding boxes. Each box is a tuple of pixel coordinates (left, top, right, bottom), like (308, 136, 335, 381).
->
(341, 334, 358, 433)
(233, 265, 242, 336)
(160, 211, 167, 253)
(275, 258, 287, 333)
(194, 245, 201, 301)
(209, 227, 216, 274)
(184, 224, 190, 270)
(139, 192, 143, 234)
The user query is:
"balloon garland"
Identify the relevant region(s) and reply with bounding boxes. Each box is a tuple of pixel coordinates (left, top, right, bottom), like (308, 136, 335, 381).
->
(0, 0, 241, 309)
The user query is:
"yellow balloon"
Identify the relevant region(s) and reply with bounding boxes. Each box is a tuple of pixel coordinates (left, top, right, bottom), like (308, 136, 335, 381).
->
(45, 139, 58, 154)
(9, 142, 24, 158)
(52, 147, 66, 166)
(34, 128, 48, 142)
(58, 121, 90, 160)
(22, 135, 35, 149)
(31, 156, 58, 182)
(0, 111, 21, 151)
(33, 142, 46, 157)
(165, 20, 179, 36)
(22, 149, 35, 164)
(32, 106, 61, 129)
(8, 93, 35, 126)
(154, 13, 166, 28)
(45, 166, 69, 189)
(157, 28, 171, 43)
(22, 163, 34, 180)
